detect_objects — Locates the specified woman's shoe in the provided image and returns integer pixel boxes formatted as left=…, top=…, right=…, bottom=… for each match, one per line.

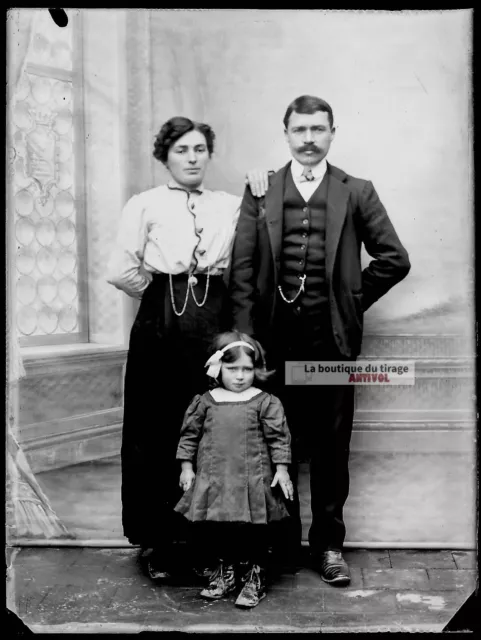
left=142, top=549, right=171, bottom=580
left=147, top=560, right=171, bottom=580
left=200, top=560, right=236, bottom=599
left=235, top=564, right=267, bottom=608
left=139, top=547, right=154, bottom=560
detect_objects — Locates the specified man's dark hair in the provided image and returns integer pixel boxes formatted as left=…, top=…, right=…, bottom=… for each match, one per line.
left=283, top=95, right=334, bottom=130
left=153, top=116, right=215, bottom=164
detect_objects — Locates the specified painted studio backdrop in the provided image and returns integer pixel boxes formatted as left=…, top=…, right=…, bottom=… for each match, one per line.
left=6, top=9, right=475, bottom=547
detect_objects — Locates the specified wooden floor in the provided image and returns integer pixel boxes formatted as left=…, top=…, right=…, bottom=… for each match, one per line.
left=7, top=547, right=477, bottom=633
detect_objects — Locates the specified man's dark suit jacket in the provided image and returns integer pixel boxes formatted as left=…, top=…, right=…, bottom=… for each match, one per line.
left=228, top=161, right=411, bottom=359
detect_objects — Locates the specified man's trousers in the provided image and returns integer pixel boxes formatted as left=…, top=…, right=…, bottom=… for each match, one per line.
left=265, top=299, right=356, bottom=558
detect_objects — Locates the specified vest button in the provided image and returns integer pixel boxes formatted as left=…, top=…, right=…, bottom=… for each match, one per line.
left=302, top=233, right=307, bottom=238
left=198, top=249, right=206, bottom=256
left=303, top=207, right=308, bottom=213
left=302, top=219, right=308, bottom=225
left=197, top=227, right=204, bottom=233
left=300, top=245, right=306, bottom=250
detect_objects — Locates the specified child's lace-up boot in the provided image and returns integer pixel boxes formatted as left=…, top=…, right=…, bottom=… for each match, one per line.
left=200, top=560, right=236, bottom=599
left=235, top=563, right=267, bottom=608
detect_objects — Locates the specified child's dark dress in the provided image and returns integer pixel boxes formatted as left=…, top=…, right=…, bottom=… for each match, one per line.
left=175, top=390, right=292, bottom=524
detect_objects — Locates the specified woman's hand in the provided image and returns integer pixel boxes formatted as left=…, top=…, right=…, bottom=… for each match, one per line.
left=271, top=464, right=294, bottom=501
left=245, top=170, right=271, bottom=198
left=179, top=463, right=196, bottom=492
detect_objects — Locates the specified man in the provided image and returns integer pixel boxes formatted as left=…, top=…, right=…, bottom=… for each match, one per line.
left=229, top=95, right=410, bottom=586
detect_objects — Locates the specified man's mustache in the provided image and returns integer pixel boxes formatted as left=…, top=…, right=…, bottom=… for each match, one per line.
left=297, top=145, right=321, bottom=153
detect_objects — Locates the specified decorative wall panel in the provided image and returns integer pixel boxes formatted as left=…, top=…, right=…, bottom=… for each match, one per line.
left=18, top=368, right=123, bottom=426
left=10, top=12, right=84, bottom=346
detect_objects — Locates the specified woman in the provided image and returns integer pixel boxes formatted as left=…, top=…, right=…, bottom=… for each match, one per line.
left=108, top=117, right=265, bottom=578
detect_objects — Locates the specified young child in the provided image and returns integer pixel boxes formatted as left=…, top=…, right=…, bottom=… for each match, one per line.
left=174, top=331, right=293, bottom=608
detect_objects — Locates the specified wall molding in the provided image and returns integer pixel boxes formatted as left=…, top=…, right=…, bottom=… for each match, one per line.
left=350, top=428, right=476, bottom=453
left=22, top=416, right=476, bottom=473
left=8, top=539, right=476, bottom=550
left=360, top=334, right=474, bottom=358
left=18, top=335, right=474, bottom=378
left=354, top=417, right=475, bottom=429
left=21, top=344, right=128, bottom=377
left=24, top=423, right=123, bottom=474
left=19, top=408, right=124, bottom=447
left=24, top=423, right=122, bottom=452
left=358, top=356, right=474, bottom=373
left=17, top=333, right=475, bottom=471
left=355, top=409, right=475, bottom=422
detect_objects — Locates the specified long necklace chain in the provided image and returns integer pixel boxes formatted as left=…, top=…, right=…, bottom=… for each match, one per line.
left=169, top=268, right=211, bottom=316
left=169, top=274, right=190, bottom=316
left=278, top=274, right=306, bottom=304
left=190, top=269, right=210, bottom=307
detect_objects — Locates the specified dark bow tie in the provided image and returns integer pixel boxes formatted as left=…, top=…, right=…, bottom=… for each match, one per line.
left=300, top=167, right=315, bottom=182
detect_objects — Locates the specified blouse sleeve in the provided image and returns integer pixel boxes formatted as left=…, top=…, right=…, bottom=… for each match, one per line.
left=259, top=394, right=292, bottom=465
left=176, top=395, right=207, bottom=461
left=218, top=193, right=241, bottom=272
left=106, top=194, right=153, bottom=299
left=229, top=197, right=241, bottom=243
left=231, top=195, right=241, bottom=226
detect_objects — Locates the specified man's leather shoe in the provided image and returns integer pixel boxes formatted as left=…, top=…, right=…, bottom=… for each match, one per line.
left=318, top=550, right=350, bottom=586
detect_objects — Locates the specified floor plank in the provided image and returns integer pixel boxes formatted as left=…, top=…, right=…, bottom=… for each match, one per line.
left=427, top=569, right=477, bottom=591
left=452, top=550, right=477, bottom=570
left=362, top=568, right=430, bottom=590
left=389, top=549, right=457, bottom=569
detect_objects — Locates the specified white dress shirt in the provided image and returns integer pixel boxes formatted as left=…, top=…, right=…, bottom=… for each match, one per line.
left=107, top=180, right=241, bottom=299
left=290, top=157, right=328, bottom=202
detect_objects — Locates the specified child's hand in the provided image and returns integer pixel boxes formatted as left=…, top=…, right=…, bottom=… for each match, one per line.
left=271, top=465, right=294, bottom=501
left=179, top=468, right=196, bottom=492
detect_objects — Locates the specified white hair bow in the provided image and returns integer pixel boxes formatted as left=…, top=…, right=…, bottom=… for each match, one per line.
left=205, top=341, right=255, bottom=379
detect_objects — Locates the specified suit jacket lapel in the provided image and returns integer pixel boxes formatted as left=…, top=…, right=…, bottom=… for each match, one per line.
left=325, top=163, right=350, bottom=283
left=264, top=163, right=290, bottom=275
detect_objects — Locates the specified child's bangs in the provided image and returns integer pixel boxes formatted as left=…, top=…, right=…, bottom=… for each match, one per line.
left=221, top=345, right=255, bottom=364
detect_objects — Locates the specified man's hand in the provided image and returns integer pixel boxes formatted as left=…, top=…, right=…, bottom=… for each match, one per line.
left=179, top=463, right=196, bottom=492
left=271, top=464, right=294, bottom=501
left=245, top=170, right=271, bottom=198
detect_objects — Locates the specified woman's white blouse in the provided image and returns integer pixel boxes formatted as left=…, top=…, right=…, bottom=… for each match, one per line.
left=107, top=182, right=241, bottom=298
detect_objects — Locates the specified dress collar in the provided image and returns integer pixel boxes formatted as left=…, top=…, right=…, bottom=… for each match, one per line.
left=167, top=178, right=204, bottom=194
left=291, top=156, right=327, bottom=181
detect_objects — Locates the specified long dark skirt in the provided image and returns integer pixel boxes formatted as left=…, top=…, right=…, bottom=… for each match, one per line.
left=121, top=273, right=230, bottom=548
